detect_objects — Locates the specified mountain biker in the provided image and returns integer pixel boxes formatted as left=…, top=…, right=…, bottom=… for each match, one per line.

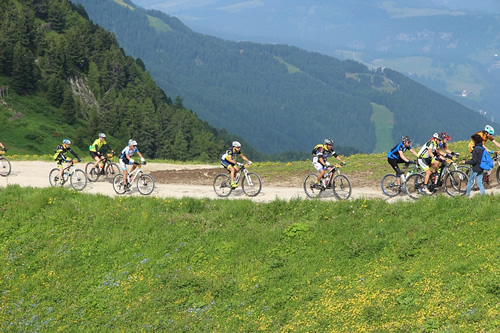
left=437, top=132, right=459, bottom=158
left=53, top=139, right=81, bottom=185
left=221, top=141, right=252, bottom=188
left=89, top=133, right=115, bottom=174
left=387, top=136, right=418, bottom=186
left=311, top=138, right=345, bottom=187
left=119, top=139, right=146, bottom=191
left=417, top=133, right=445, bottom=195
left=468, top=125, right=500, bottom=184
left=463, top=133, right=486, bottom=196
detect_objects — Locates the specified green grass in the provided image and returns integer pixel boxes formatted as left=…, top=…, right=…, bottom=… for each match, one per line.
left=370, top=102, right=394, bottom=153
left=0, top=186, right=498, bottom=331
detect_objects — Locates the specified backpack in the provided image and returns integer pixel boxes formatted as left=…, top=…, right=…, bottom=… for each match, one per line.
left=478, top=146, right=494, bottom=171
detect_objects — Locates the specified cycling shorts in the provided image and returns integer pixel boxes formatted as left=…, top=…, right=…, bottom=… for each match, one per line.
left=417, top=157, right=436, bottom=171
left=90, top=151, right=102, bottom=159
left=221, top=159, right=236, bottom=169
left=119, top=158, right=133, bottom=171
left=387, top=157, right=405, bottom=176
left=312, top=157, right=328, bottom=172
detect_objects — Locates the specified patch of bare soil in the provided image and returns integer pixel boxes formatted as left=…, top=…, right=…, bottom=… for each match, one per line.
left=150, top=168, right=381, bottom=189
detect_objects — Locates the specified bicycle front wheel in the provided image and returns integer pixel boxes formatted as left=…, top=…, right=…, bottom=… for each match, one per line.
left=49, top=168, right=62, bottom=187
left=213, top=174, right=232, bottom=197
left=85, top=162, right=100, bottom=182
left=303, top=173, right=323, bottom=198
left=112, top=174, right=126, bottom=194
left=332, top=174, right=352, bottom=200
left=381, top=173, right=400, bottom=197
left=137, top=174, right=155, bottom=195
left=105, top=162, right=121, bottom=182
left=242, top=172, right=262, bottom=197
left=70, top=169, right=87, bottom=191
left=444, top=170, right=468, bottom=197
left=406, top=173, right=425, bottom=200
left=0, top=157, right=11, bottom=176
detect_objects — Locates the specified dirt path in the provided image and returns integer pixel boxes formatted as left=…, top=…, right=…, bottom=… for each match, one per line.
left=0, top=161, right=496, bottom=202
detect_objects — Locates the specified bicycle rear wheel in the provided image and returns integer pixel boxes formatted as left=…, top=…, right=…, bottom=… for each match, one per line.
left=406, top=173, right=425, bottom=200
left=0, top=157, right=11, bottom=176
left=213, top=173, right=232, bottom=197
left=137, top=174, right=155, bottom=195
left=381, top=173, right=400, bottom=197
left=70, top=169, right=87, bottom=191
left=105, top=162, right=121, bottom=182
left=49, top=168, right=62, bottom=187
left=85, top=162, right=100, bottom=182
left=112, top=174, right=126, bottom=194
left=242, top=172, right=262, bottom=197
left=444, top=170, right=467, bottom=196
left=496, top=166, right=500, bottom=185
left=332, top=174, right=352, bottom=200
left=303, top=173, right=323, bottom=198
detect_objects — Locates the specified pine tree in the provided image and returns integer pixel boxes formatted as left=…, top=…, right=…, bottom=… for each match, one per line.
left=11, top=43, right=35, bottom=94
left=61, top=87, right=76, bottom=124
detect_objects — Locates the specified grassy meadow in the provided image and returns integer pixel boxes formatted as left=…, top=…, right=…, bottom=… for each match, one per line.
left=0, top=185, right=498, bottom=331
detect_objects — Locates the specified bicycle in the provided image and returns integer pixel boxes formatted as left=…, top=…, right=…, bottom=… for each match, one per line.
left=405, top=158, right=468, bottom=199
left=85, top=152, right=120, bottom=182
left=303, top=164, right=352, bottom=200
left=381, top=161, right=422, bottom=197
left=213, top=163, right=262, bottom=197
left=48, top=160, right=87, bottom=191
left=112, top=162, right=155, bottom=195
left=0, top=149, right=11, bottom=177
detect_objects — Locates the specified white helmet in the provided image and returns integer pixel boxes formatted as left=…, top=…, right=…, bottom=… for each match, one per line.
left=485, top=125, right=494, bottom=135
left=232, top=141, right=241, bottom=147
left=98, top=132, right=106, bottom=138
left=128, top=139, right=137, bottom=146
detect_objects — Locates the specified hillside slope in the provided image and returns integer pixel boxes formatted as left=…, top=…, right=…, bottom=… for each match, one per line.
left=0, top=0, right=245, bottom=161
left=72, top=0, right=498, bottom=154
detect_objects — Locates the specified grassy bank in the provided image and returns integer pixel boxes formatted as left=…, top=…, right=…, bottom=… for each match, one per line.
left=0, top=186, right=498, bottom=331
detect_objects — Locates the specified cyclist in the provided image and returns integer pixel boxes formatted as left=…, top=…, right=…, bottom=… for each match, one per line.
left=437, top=132, right=459, bottom=158
left=463, top=133, right=486, bottom=196
left=417, top=133, right=445, bottom=195
left=53, top=139, right=81, bottom=185
left=387, top=136, right=418, bottom=186
left=221, top=141, right=252, bottom=188
left=89, top=133, right=115, bottom=175
left=119, top=139, right=146, bottom=191
left=311, top=138, right=345, bottom=188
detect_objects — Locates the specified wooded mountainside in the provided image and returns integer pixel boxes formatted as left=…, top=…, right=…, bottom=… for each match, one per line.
left=72, top=0, right=498, bottom=154
left=0, top=0, right=269, bottom=161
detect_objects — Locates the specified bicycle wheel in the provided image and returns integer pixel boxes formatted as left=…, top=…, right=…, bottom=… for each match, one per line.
left=85, top=162, right=100, bottom=182
left=112, top=174, right=126, bottom=194
left=303, top=173, right=323, bottom=198
left=444, top=170, right=468, bottom=197
left=213, top=173, right=232, bottom=197
left=406, top=173, right=425, bottom=200
left=496, top=166, right=500, bottom=185
left=0, top=157, right=11, bottom=176
left=49, top=168, right=62, bottom=187
left=381, top=173, right=400, bottom=197
left=241, top=172, right=262, bottom=197
left=137, top=174, right=155, bottom=195
left=105, top=162, right=121, bottom=182
left=332, top=174, right=352, bottom=200
left=70, top=169, right=88, bottom=191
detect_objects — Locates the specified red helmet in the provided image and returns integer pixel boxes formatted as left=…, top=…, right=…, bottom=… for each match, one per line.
left=440, top=132, right=451, bottom=140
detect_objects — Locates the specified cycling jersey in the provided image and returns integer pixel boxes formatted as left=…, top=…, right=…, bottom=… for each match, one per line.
left=89, top=138, right=112, bottom=153
left=418, top=139, right=439, bottom=159
left=312, top=144, right=337, bottom=161
left=53, top=145, right=80, bottom=164
left=119, top=146, right=139, bottom=164
left=387, top=142, right=411, bottom=160
left=221, top=147, right=241, bottom=165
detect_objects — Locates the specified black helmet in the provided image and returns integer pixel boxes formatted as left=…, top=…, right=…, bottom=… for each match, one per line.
left=324, top=138, right=334, bottom=145
left=402, top=136, right=412, bottom=143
